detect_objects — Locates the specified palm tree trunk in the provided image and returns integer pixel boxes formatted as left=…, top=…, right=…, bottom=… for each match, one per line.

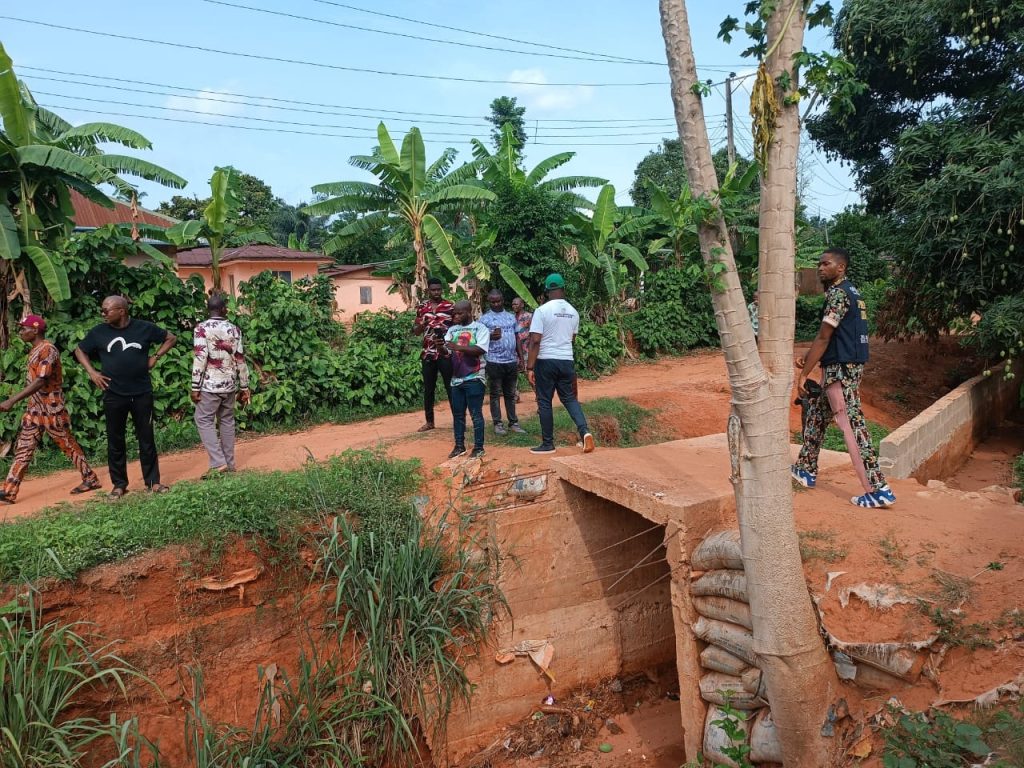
left=659, top=1, right=838, bottom=765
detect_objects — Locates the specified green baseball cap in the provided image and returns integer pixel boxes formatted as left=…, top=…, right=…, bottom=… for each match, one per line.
left=544, top=273, right=565, bottom=290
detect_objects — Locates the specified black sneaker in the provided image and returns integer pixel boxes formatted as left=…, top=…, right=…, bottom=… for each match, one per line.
left=529, top=444, right=556, bottom=454
left=470, top=447, right=486, bottom=458
left=448, top=446, right=467, bottom=459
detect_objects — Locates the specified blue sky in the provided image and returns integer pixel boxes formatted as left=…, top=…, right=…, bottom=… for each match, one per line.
left=3, top=1, right=859, bottom=218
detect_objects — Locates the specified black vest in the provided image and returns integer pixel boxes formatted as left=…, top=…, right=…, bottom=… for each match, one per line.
left=820, top=280, right=869, bottom=365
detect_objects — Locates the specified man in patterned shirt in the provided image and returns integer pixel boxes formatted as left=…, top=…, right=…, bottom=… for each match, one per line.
left=792, top=248, right=896, bottom=508
left=412, top=277, right=454, bottom=432
left=191, top=293, right=250, bottom=477
left=0, top=315, right=101, bottom=504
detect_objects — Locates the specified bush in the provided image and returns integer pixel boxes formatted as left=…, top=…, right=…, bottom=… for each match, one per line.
left=796, top=295, right=825, bottom=341
left=575, top=321, right=624, bottom=377
left=625, top=266, right=718, bottom=356
left=965, top=295, right=1024, bottom=379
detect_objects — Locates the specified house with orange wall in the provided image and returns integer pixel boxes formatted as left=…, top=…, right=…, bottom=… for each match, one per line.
left=323, top=262, right=408, bottom=322
left=176, top=244, right=333, bottom=296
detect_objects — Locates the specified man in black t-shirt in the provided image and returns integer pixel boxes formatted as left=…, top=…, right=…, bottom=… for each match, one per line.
left=74, top=295, right=177, bottom=497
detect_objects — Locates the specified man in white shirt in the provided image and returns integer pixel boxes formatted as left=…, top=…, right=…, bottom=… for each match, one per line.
left=525, top=274, right=594, bottom=455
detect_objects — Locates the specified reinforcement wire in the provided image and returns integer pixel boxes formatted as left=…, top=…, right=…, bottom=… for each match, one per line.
left=603, top=528, right=679, bottom=594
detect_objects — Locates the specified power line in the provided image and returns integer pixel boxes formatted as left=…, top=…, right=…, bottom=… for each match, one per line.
left=311, top=0, right=662, bottom=66
left=34, top=91, right=705, bottom=138
left=204, top=0, right=651, bottom=66
left=19, top=67, right=678, bottom=123
left=42, top=100, right=709, bottom=145
left=2, top=16, right=669, bottom=87
left=21, top=74, right=682, bottom=130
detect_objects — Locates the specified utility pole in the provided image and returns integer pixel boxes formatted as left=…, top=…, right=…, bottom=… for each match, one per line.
left=725, top=72, right=736, bottom=165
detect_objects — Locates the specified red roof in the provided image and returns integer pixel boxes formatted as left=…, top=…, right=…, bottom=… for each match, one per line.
left=176, top=244, right=333, bottom=267
left=69, top=190, right=178, bottom=229
left=322, top=261, right=392, bottom=277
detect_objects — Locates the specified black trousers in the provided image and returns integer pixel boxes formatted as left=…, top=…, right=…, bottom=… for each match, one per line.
left=486, top=361, right=519, bottom=425
left=422, top=356, right=453, bottom=424
left=103, top=390, right=160, bottom=490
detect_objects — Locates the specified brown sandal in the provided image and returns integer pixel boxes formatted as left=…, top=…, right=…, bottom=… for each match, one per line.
left=417, top=423, right=436, bottom=433
left=109, top=487, right=128, bottom=499
left=70, top=480, right=102, bottom=495
left=147, top=483, right=171, bottom=494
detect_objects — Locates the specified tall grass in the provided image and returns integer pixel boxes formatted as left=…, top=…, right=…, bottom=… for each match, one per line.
left=0, top=592, right=155, bottom=768
left=317, top=508, right=507, bottom=764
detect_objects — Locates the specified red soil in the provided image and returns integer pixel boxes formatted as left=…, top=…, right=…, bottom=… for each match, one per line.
left=5, top=337, right=1020, bottom=768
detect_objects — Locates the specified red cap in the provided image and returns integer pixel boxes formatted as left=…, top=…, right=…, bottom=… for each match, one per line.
left=19, top=315, right=46, bottom=332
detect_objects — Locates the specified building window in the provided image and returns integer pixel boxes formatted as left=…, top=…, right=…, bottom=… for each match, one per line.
left=359, top=286, right=373, bottom=305
left=229, top=275, right=236, bottom=296
left=270, top=270, right=292, bottom=284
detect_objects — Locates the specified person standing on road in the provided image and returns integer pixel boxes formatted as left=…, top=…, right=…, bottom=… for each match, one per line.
left=412, top=277, right=454, bottom=432
left=511, top=296, right=533, bottom=404
left=74, top=295, right=177, bottom=498
left=444, top=300, right=489, bottom=459
left=791, top=248, right=896, bottom=508
left=526, top=274, right=594, bottom=455
left=191, top=293, right=251, bottom=478
left=0, top=316, right=101, bottom=504
left=479, top=289, right=525, bottom=436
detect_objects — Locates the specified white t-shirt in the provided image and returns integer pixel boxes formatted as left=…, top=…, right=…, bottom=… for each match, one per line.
left=529, top=299, right=579, bottom=361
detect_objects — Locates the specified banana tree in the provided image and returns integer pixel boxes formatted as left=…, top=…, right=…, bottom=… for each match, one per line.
left=472, top=123, right=607, bottom=210
left=304, top=123, right=495, bottom=303
left=567, top=184, right=649, bottom=315
left=0, top=42, right=185, bottom=345
left=166, top=166, right=274, bottom=293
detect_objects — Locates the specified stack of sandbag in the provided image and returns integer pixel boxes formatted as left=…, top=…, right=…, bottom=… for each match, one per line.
left=691, top=530, right=782, bottom=767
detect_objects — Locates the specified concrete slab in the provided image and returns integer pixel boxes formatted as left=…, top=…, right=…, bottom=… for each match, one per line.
left=550, top=433, right=851, bottom=526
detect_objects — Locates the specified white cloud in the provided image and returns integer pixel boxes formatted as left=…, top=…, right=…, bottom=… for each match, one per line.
left=507, top=68, right=594, bottom=112
left=165, top=89, right=245, bottom=117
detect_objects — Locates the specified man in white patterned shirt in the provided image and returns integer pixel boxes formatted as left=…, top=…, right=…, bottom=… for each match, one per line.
left=191, top=293, right=250, bottom=477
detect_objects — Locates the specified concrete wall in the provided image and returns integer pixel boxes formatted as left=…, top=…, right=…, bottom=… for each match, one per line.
left=332, top=272, right=407, bottom=322
left=442, top=480, right=678, bottom=760
left=879, top=359, right=1023, bottom=481
left=178, top=261, right=324, bottom=295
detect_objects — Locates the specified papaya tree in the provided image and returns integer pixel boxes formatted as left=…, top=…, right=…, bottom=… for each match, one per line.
left=304, top=123, right=495, bottom=303
left=166, top=166, right=274, bottom=293
left=0, top=41, right=185, bottom=345
left=659, top=1, right=838, bottom=764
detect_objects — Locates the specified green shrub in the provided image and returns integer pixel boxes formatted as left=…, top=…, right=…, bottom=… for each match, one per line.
left=882, top=707, right=991, bottom=767
left=625, top=266, right=718, bottom=356
left=796, top=295, right=825, bottom=341
left=575, top=321, right=625, bottom=377
left=337, top=309, right=422, bottom=408
left=965, top=295, right=1024, bottom=379
left=1014, top=453, right=1024, bottom=491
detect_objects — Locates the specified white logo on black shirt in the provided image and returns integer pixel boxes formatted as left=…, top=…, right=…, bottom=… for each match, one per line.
left=107, top=337, right=143, bottom=353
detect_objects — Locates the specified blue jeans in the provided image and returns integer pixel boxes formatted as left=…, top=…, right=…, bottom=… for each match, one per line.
left=450, top=379, right=485, bottom=450
left=534, top=358, right=589, bottom=447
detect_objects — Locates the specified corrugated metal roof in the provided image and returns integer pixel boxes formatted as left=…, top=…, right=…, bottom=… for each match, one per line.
left=176, top=244, right=333, bottom=267
left=69, top=190, right=179, bottom=229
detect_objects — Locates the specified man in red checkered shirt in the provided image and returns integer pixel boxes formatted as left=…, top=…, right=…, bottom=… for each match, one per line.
left=412, top=277, right=455, bottom=431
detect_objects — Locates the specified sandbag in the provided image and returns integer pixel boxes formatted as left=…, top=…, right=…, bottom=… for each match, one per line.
left=692, top=529, right=744, bottom=571
left=691, top=570, right=748, bottom=603
left=694, top=616, right=757, bottom=667
left=703, top=705, right=751, bottom=768
left=700, top=645, right=752, bottom=677
left=699, top=672, right=765, bottom=710
left=741, top=666, right=767, bottom=698
left=750, top=708, right=784, bottom=764
left=693, top=595, right=752, bottom=629
left=850, top=662, right=911, bottom=691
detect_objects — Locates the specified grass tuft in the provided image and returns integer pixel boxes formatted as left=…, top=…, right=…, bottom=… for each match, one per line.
left=798, top=529, right=848, bottom=563
left=496, top=397, right=665, bottom=448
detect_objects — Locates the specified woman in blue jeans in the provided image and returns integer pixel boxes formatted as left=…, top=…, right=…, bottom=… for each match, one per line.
left=443, top=300, right=490, bottom=459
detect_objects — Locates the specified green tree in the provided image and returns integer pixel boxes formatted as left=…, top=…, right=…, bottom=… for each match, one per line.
left=324, top=212, right=393, bottom=265
left=486, top=96, right=527, bottom=152
left=157, top=172, right=279, bottom=232
left=304, top=123, right=495, bottom=303
left=0, top=42, right=185, bottom=346
left=807, top=0, right=1024, bottom=339
left=629, top=138, right=688, bottom=208
left=166, top=166, right=275, bottom=293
